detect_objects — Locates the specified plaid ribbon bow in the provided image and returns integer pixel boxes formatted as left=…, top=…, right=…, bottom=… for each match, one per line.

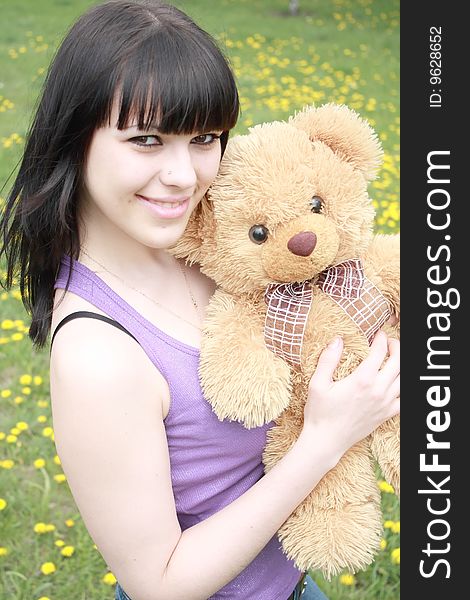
left=264, top=258, right=391, bottom=366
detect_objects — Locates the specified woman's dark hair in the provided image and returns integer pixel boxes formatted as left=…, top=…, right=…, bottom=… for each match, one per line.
left=0, top=0, right=239, bottom=349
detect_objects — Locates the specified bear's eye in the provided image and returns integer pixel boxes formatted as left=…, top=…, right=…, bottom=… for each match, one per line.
left=310, top=196, right=323, bottom=213
left=249, top=225, right=269, bottom=244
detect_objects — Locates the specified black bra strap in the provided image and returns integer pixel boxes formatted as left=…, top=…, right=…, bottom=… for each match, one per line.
left=50, top=310, right=140, bottom=354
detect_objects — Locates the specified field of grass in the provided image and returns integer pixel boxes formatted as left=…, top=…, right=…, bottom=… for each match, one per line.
left=0, top=1, right=400, bottom=599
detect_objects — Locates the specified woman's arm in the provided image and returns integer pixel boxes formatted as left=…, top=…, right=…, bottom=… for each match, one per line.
left=50, top=323, right=399, bottom=600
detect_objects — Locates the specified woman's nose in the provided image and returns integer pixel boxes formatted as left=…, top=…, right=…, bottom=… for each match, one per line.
left=159, top=150, right=197, bottom=190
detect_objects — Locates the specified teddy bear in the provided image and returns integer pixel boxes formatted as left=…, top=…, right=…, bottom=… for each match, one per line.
left=171, top=103, right=400, bottom=579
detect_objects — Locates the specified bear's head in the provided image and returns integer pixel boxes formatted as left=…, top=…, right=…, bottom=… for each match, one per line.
left=171, top=103, right=383, bottom=296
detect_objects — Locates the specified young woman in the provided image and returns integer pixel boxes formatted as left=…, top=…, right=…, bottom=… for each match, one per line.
left=0, top=2, right=400, bottom=599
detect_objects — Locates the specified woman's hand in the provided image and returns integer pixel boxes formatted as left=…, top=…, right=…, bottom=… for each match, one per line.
left=302, top=330, right=400, bottom=457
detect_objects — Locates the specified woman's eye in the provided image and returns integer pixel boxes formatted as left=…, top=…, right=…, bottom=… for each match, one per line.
left=309, top=196, right=323, bottom=213
left=192, top=133, right=221, bottom=145
left=130, top=135, right=161, bottom=147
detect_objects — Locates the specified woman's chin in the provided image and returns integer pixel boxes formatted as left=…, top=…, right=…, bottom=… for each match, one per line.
left=144, top=224, right=191, bottom=251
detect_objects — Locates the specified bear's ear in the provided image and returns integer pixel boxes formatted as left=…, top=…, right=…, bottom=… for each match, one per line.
left=168, top=193, right=216, bottom=264
left=289, top=103, right=383, bottom=181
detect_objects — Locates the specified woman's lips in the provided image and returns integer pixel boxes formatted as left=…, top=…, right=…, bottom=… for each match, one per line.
left=136, top=194, right=191, bottom=219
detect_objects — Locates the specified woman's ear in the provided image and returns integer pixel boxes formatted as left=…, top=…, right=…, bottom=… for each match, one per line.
left=168, top=193, right=216, bottom=264
left=289, top=103, right=383, bottom=181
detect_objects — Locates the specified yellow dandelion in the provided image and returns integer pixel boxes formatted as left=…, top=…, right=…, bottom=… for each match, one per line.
left=6, top=434, right=17, bottom=443
left=54, top=474, right=66, bottom=483
left=34, top=458, right=46, bottom=469
left=380, top=538, right=387, bottom=550
left=391, top=547, right=400, bottom=564
left=0, top=547, right=9, bottom=556
left=379, top=480, right=395, bottom=493
left=0, top=498, right=7, bottom=510
left=55, top=539, right=65, bottom=547
left=61, top=545, right=75, bottom=557
left=22, top=386, right=32, bottom=395
left=34, top=522, right=48, bottom=534
left=102, top=572, right=117, bottom=585
left=1, top=319, right=14, bottom=329
left=10, top=427, right=21, bottom=436
left=391, top=521, right=400, bottom=534
left=384, top=520, right=394, bottom=529
left=54, top=454, right=61, bottom=465
left=11, top=333, right=24, bottom=341
left=38, top=597, right=51, bottom=600
left=1, top=459, right=14, bottom=469
left=34, top=376, right=43, bottom=385
left=34, top=523, right=55, bottom=534
left=40, top=561, right=56, bottom=575
left=339, top=574, right=356, bottom=586
left=1, top=389, right=12, bottom=398
left=19, top=374, right=32, bottom=385
left=37, top=400, right=49, bottom=408
left=65, top=518, right=75, bottom=527
left=0, top=432, right=5, bottom=440
left=14, top=397, right=24, bottom=405
left=37, top=415, right=47, bottom=423
left=16, top=421, right=28, bottom=431
left=42, top=427, right=54, bottom=438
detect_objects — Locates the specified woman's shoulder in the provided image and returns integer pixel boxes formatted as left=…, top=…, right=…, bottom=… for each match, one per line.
left=51, top=286, right=145, bottom=376
left=50, top=288, right=171, bottom=416
left=51, top=287, right=110, bottom=331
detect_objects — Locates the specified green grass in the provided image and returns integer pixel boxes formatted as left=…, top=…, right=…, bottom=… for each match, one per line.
left=1, top=1, right=400, bottom=598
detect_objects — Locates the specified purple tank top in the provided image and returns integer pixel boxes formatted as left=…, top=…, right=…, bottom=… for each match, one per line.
left=54, top=255, right=301, bottom=599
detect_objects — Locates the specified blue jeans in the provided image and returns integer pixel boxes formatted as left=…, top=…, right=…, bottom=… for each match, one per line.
left=115, top=584, right=131, bottom=600
left=115, top=575, right=329, bottom=600
left=294, top=574, right=329, bottom=600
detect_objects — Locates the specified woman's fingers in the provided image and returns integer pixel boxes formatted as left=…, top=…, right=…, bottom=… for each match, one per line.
left=388, top=336, right=400, bottom=357
left=354, top=330, right=389, bottom=376
left=377, top=337, right=400, bottom=383
left=309, top=337, right=344, bottom=388
left=386, top=375, right=400, bottom=403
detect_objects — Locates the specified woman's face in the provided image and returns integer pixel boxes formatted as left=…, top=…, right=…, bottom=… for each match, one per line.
left=80, top=100, right=223, bottom=250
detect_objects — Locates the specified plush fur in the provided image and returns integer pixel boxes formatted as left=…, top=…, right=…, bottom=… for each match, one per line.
left=171, top=103, right=400, bottom=579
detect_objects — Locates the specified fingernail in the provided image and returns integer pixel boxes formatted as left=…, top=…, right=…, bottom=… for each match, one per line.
left=328, top=336, right=341, bottom=348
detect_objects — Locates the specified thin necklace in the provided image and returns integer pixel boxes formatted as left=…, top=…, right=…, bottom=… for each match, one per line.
left=79, top=248, right=202, bottom=331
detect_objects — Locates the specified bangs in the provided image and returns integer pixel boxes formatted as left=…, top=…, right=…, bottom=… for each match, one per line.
left=112, top=27, right=239, bottom=134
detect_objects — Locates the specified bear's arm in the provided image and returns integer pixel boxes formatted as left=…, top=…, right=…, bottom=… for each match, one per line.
left=363, top=233, right=400, bottom=495
left=363, top=233, right=400, bottom=322
left=199, top=289, right=293, bottom=428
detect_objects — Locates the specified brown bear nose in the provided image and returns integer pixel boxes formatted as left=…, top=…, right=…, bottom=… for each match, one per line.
left=287, top=231, right=317, bottom=256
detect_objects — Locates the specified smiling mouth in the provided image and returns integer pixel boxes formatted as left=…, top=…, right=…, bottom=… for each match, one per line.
left=136, top=195, right=190, bottom=208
